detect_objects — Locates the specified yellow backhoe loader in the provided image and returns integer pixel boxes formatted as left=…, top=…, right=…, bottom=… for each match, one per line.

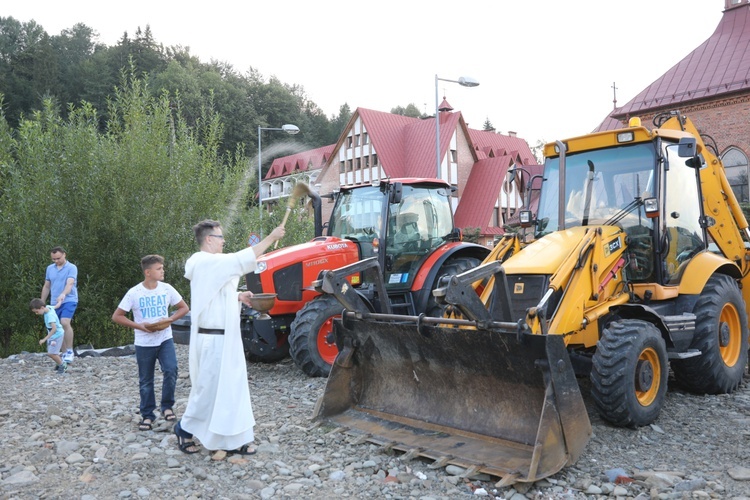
left=312, top=112, right=750, bottom=484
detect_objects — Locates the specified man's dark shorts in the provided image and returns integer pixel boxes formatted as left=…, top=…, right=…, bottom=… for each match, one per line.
left=56, top=302, right=78, bottom=320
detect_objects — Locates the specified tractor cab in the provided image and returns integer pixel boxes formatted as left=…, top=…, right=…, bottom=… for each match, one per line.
left=327, top=179, right=457, bottom=291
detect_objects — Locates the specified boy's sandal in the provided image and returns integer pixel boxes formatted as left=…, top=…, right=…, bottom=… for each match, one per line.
left=163, top=409, right=177, bottom=422
left=226, top=444, right=256, bottom=456
left=138, top=419, right=153, bottom=431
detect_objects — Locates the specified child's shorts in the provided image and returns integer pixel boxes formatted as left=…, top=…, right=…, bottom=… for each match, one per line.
left=47, top=337, right=62, bottom=354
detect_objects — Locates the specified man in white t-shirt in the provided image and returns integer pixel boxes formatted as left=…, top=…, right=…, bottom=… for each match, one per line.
left=112, top=255, right=189, bottom=431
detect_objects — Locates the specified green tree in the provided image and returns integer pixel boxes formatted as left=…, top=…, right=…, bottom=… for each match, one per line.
left=483, top=117, right=495, bottom=131
left=391, top=103, right=423, bottom=118
left=0, top=17, right=343, bottom=158
left=330, top=103, right=352, bottom=138
left=51, top=23, right=102, bottom=109
left=0, top=18, right=59, bottom=126
left=461, top=227, right=482, bottom=243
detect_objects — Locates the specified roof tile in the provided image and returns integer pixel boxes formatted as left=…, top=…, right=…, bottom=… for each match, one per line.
left=598, top=4, right=750, bottom=129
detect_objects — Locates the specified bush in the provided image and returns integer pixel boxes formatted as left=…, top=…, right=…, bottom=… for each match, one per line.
left=0, top=70, right=312, bottom=357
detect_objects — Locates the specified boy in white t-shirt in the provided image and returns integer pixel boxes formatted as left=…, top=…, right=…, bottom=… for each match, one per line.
left=112, top=255, right=189, bottom=431
left=30, top=298, right=67, bottom=373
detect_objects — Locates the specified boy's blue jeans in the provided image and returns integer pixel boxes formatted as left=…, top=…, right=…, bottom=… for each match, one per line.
left=135, top=338, right=177, bottom=422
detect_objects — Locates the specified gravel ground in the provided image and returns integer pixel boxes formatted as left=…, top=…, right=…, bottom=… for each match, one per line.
left=1, top=343, right=750, bottom=499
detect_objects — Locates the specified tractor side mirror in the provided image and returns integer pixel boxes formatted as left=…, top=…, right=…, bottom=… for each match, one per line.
left=677, top=137, right=697, bottom=158
left=390, top=182, right=403, bottom=204
left=507, top=168, right=517, bottom=183
left=519, top=210, right=534, bottom=228
left=447, top=227, right=462, bottom=242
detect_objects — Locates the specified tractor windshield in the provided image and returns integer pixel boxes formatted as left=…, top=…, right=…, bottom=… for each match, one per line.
left=536, top=142, right=657, bottom=239
left=328, top=185, right=386, bottom=260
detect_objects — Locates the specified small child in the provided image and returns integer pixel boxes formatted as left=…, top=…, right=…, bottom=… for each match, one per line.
left=112, top=255, right=189, bottom=431
left=30, top=298, right=67, bottom=373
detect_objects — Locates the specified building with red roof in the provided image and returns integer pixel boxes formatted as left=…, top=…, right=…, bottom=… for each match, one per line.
left=596, top=0, right=750, bottom=202
left=260, top=144, right=334, bottom=203
left=264, top=101, right=538, bottom=247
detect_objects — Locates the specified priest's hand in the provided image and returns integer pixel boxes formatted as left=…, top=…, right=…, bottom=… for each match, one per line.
left=270, top=226, right=285, bottom=241
left=239, top=291, right=254, bottom=307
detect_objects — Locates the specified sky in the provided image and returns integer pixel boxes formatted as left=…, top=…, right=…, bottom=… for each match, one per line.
left=6, top=0, right=725, bottom=148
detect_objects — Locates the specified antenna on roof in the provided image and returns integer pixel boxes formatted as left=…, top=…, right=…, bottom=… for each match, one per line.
left=612, top=81, right=618, bottom=110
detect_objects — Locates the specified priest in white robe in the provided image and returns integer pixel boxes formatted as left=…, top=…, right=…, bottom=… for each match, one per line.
left=175, top=219, right=284, bottom=454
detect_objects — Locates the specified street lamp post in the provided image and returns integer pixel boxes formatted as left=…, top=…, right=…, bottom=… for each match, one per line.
left=258, top=123, right=300, bottom=237
left=435, top=75, right=479, bottom=179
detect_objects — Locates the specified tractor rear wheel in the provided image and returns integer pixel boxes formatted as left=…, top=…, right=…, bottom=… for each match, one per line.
left=425, top=256, right=483, bottom=317
left=672, top=274, right=748, bottom=394
left=289, top=295, right=343, bottom=377
left=591, top=319, right=668, bottom=427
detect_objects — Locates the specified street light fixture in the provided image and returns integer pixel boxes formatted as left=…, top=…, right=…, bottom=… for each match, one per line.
left=435, top=75, right=479, bottom=179
left=258, top=124, right=300, bottom=237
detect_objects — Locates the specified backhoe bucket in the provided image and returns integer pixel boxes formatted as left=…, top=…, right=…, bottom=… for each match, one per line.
left=314, top=315, right=592, bottom=483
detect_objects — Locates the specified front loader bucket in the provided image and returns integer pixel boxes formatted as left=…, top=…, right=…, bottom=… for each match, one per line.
left=314, top=315, right=592, bottom=483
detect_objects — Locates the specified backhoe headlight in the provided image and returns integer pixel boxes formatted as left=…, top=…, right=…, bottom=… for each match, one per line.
left=617, top=131, right=634, bottom=143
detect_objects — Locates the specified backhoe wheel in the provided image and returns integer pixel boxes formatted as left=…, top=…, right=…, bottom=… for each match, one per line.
left=289, top=295, right=342, bottom=377
left=672, top=274, right=748, bottom=394
left=591, top=320, right=668, bottom=427
left=425, top=256, right=483, bottom=317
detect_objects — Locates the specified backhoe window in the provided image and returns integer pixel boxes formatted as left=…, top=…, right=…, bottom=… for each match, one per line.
left=663, top=142, right=705, bottom=285
left=536, top=143, right=657, bottom=237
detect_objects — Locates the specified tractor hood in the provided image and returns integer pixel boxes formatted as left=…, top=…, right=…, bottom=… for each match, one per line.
left=256, top=236, right=359, bottom=273
left=247, top=236, right=361, bottom=315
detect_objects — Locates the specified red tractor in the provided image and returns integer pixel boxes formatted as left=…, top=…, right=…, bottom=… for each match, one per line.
left=173, top=178, right=489, bottom=377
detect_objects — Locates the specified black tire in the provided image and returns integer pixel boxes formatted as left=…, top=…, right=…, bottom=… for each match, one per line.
left=289, top=295, right=343, bottom=377
left=672, top=274, right=748, bottom=394
left=591, top=319, right=668, bottom=427
left=425, top=256, right=483, bottom=317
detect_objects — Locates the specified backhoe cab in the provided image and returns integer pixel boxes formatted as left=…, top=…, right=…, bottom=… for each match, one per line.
left=314, top=112, right=750, bottom=484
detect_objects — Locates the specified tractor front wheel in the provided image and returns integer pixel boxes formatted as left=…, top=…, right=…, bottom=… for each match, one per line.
left=591, top=319, right=668, bottom=427
left=425, top=256, right=483, bottom=317
left=289, top=295, right=343, bottom=377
